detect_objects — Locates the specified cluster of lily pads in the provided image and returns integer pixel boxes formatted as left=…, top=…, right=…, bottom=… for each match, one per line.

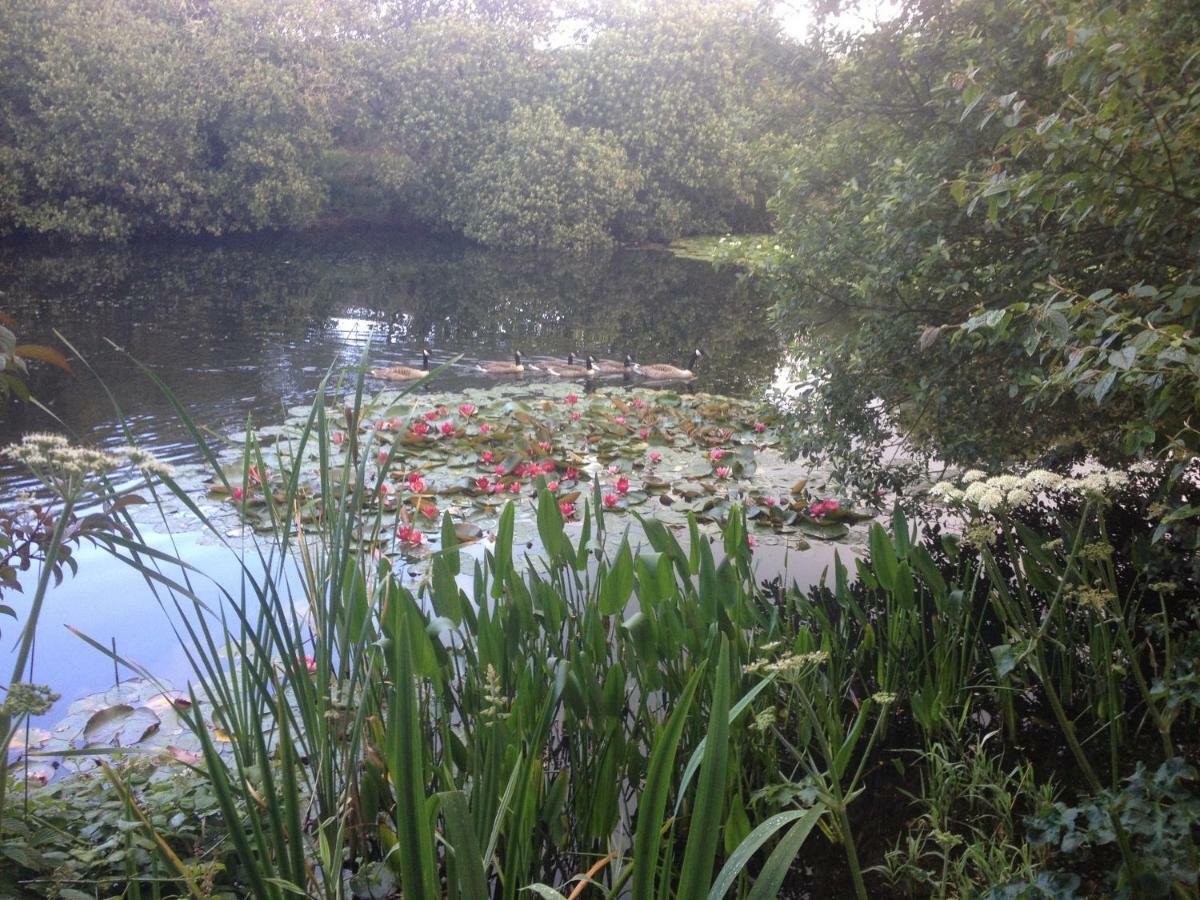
left=214, top=382, right=868, bottom=557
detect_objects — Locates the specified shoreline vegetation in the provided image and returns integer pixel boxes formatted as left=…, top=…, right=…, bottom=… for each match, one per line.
left=2, top=0, right=1199, bottom=897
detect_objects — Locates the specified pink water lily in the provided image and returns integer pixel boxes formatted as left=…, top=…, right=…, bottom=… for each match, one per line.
left=571, top=410, right=581, bottom=421
left=440, top=422, right=454, bottom=436
left=710, top=448, right=725, bottom=461
left=649, top=451, right=661, bottom=463
left=633, top=397, right=647, bottom=409
left=538, top=440, right=552, bottom=452
left=547, top=480, right=559, bottom=493
left=424, top=411, right=438, bottom=421
left=639, top=428, right=650, bottom=440
left=411, top=422, right=430, bottom=436
left=807, top=498, right=841, bottom=517
left=420, top=503, right=438, bottom=519
left=333, top=431, right=345, bottom=444
left=565, top=394, right=579, bottom=405
left=459, top=403, right=476, bottom=418
left=407, top=474, right=427, bottom=493
left=480, top=423, right=491, bottom=434
left=476, top=477, right=490, bottom=491
left=716, top=466, right=731, bottom=479
left=565, top=466, right=579, bottom=480
left=379, top=450, right=389, bottom=465
left=616, top=476, right=630, bottom=495
left=615, top=416, right=627, bottom=425
left=494, top=464, right=506, bottom=477
left=559, top=501, right=576, bottom=518
left=397, top=526, right=423, bottom=545
left=302, top=655, right=318, bottom=675
left=232, top=486, right=244, bottom=500
left=481, top=450, right=494, bottom=464
left=604, top=493, right=619, bottom=508
left=508, top=481, right=520, bottom=493
left=754, top=422, right=766, bottom=433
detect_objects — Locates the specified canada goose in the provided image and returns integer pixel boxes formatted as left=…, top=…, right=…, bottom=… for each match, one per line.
left=371, top=349, right=430, bottom=381
left=545, top=354, right=596, bottom=378
left=475, top=351, right=526, bottom=375
left=638, top=349, right=702, bottom=380
left=595, top=353, right=637, bottom=375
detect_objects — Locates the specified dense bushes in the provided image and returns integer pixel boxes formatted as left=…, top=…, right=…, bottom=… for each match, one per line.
left=0, top=0, right=783, bottom=248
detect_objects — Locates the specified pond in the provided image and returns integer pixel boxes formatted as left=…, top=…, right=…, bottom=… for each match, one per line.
left=1, top=230, right=844, bottom=724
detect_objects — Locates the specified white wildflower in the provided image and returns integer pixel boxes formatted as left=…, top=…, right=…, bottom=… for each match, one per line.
left=1023, top=469, right=1064, bottom=490
left=975, top=487, right=1005, bottom=513
left=1005, top=487, right=1034, bottom=508
left=930, top=481, right=965, bottom=502
left=987, top=475, right=1023, bottom=493
left=962, top=469, right=987, bottom=483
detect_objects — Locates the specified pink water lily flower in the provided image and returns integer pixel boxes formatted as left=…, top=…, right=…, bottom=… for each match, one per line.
left=547, top=480, right=560, bottom=492
left=411, top=422, right=430, bottom=436
left=538, top=440, right=552, bottom=452
left=332, top=431, right=345, bottom=445
left=716, top=467, right=731, bottom=479
left=424, top=411, right=438, bottom=421
left=603, top=493, right=619, bottom=508
left=565, top=394, right=579, bottom=405
left=397, top=526, right=423, bottom=545
left=480, top=423, right=491, bottom=434
left=494, top=464, right=506, bottom=477
left=459, top=404, right=476, bottom=417
left=710, top=448, right=725, bottom=461
left=615, top=416, right=627, bottom=425
left=232, top=486, right=244, bottom=500
left=571, top=410, right=581, bottom=421
left=302, top=655, right=318, bottom=675
left=476, top=477, right=490, bottom=491
left=440, top=422, right=454, bottom=436
left=754, top=422, right=766, bottom=433
left=565, top=466, right=579, bottom=480
left=559, top=501, right=576, bottom=518
left=639, top=428, right=650, bottom=439
left=807, top=498, right=841, bottom=517
left=481, top=451, right=494, bottom=464
left=616, top=476, right=630, bottom=496
left=608, top=465, right=619, bottom=475
left=379, top=450, right=389, bottom=465
left=633, top=397, right=647, bottom=409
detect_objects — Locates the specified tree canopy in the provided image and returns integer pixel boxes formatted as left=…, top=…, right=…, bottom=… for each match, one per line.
left=0, top=0, right=787, bottom=247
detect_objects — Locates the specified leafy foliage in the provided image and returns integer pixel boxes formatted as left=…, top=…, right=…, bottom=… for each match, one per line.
left=741, top=0, right=1200, bottom=483
left=0, top=0, right=784, bottom=247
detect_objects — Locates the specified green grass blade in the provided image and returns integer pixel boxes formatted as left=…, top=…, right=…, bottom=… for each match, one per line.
left=744, top=806, right=826, bottom=900
left=708, top=805, right=825, bottom=900
left=631, top=664, right=706, bottom=900
left=676, top=638, right=732, bottom=900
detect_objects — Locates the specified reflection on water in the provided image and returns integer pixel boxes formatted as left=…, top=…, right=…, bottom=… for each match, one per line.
left=0, top=230, right=784, bottom=721
left=0, top=230, right=778, bottom=491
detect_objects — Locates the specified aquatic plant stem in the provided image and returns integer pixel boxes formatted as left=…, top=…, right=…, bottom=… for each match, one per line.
left=0, top=490, right=77, bottom=827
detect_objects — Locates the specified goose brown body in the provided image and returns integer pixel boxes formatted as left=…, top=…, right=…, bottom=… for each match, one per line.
left=638, top=348, right=702, bottom=380
left=370, top=349, right=430, bottom=381
left=476, top=351, right=526, bottom=375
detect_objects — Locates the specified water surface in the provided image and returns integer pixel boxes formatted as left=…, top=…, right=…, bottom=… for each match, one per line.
left=0, top=231, right=786, bottom=721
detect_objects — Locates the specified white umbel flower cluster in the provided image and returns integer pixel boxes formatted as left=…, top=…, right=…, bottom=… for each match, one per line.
left=929, top=467, right=1130, bottom=513
left=4, top=433, right=175, bottom=483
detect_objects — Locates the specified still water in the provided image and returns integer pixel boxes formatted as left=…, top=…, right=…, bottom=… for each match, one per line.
left=1, top=230, right=796, bottom=720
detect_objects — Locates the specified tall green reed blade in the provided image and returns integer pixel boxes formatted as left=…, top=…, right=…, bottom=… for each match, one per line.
left=676, top=637, right=733, bottom=900
left=708, top=805, right=825, bottom=900
left=440, top=790, right=489, bottom=900
left=631, top=663, right=706, bottom=900
left=387, top=598, right=439, bottom=900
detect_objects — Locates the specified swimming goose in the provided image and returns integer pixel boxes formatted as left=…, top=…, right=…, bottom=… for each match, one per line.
left=545, top=354, right=596, bottom=378
left=370, top=349, right=430, bottom=381
left=638, top=349, right=702, bottom=380
left=475, top=351, right=526, bottom=375
left=595, top=353, right=637, bottom=375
